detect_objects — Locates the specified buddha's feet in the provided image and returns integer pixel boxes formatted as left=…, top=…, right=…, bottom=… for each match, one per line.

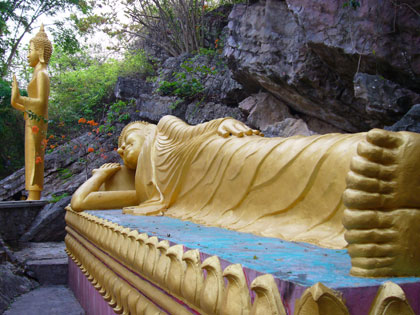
left=27, top=190, right=41, bottom=200
left=343, top=129, right=420, bottom=277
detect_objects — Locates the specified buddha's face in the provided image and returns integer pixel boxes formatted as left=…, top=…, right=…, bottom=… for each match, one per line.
left=27, top=42, right=39, bottom=67
left=118, top=130, right=145, bottom=169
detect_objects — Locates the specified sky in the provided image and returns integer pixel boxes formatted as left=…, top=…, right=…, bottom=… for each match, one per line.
left=12, top=0, right=130, bottom=82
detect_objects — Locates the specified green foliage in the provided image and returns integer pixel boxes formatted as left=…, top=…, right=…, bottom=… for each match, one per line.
left=157, top=50, right=219, bottom=108
left=122, top=0, right=207, bottom=56
left=58, top=168, right=73, bottom=180
left=50, top=60, right=118, bottom=120
left=216, top=0, right=247, bottom=4
left=71, top=12, right=110, bottom=34
left=25, top=110, right=48, bottom=123
left=119, top=50, right=154, bottom=77
left=158, top=76, right=204, bottom=100
left=180, top=58, right=218, bottom=76
left=343, top=0, right=361, bottom=10
left=99, top=100, right=133, bottom=133
left=0, top=78, right=25, bottom=179
left=196, top=47, right=218, bottom=57
left=71, top=0, right=237, bottom=57
left=49, top=45, right=94, bottom=76
left=51, top=24, right=81, bottom=55
left=50, top=192, right=70, bottom=203
left=48, top=49, right=153, bottom=137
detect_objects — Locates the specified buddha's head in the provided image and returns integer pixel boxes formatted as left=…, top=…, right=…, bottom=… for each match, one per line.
left=118, top=121, right=154, bottom=169
left=28, top=24, right=53, bottom=67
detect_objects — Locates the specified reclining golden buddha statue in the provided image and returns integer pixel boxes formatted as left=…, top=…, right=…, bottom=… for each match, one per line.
left=71, top=115, right=420, bottom=277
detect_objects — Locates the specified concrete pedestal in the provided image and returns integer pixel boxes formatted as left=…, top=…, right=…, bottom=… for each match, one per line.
left=69, top=258, right=116, bottom=315
left=66, top=209, right=420, bottom=314
left=0, top=201, right=47, bottom=241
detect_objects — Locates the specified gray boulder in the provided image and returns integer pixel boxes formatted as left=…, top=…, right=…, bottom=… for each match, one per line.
left=134, top=94, right=188, bottom=123
left=186, top=102, right=245, bottom=125
left=224, top=0, right=420, bottom=132
left=114, top=76, right=153, bottom=100
left=157, top=53, right=247, bottom=106
left=20, top=196, right=72, bottom=242
left=287, top=0, right=419, bottom=90
left=239, top=92, right=293, bottom=130
left=386, top=104, right=420, bottom=133
left=354, top=73, right=420, bottom=125
left=0, top=262, right=37, bottom=313
left=262, top=118, right=315, bottom=138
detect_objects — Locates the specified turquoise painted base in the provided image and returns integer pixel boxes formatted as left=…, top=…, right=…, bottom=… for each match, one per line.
left=87, top=210, right=420, bottom=314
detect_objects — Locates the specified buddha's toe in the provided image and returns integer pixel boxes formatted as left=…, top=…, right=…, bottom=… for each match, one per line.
left=347, top=242, right=400, bottom=277
left=366, top=128, right=403, bottom=148
left=343, top=209, right=386, bottom=229
left=350, top=266, right=395, bottom=277
left=346, top=171, right=396, bottom=194
left=348, top=242, right=398, bottom=258
left=357, top=140, right=398, bottom=165
left=344, top=228, right=397, bottom=244
left=343, top=188, right=384, bottom=209
left=350, top=256, right=396, bottom=270
left=349, top=156, right=396, bottom=181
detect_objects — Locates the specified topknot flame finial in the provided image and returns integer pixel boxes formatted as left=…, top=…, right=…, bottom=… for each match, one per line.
left=30, top=23, right=52, bottom=64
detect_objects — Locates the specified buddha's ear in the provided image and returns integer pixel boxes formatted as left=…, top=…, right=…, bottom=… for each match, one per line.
left=37, top=46, right=45, bottom=64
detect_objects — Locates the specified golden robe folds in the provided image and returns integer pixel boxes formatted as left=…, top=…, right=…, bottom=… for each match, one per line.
left=129, top=116, right=364, bottom=249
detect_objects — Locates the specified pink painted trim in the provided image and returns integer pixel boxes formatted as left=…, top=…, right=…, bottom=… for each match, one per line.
left=68, top=229, right=199, bottom=314
left=341, top=282, right=420, bottom=315
left=68, top=257, right=117, bottom=315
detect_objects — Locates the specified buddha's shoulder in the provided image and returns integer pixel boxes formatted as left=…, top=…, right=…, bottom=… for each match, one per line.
left=157, top=115, right=185, bottom=132
left=158, top=115, right=180, bottom=125
left=30, top=70, right=49, bottom=84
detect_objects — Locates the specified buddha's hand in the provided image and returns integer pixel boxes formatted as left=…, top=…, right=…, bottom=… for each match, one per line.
left=11, top=75, right=21, bottom=108
left=217, top=118, right=262, bottom=138
left=92, top=163, right=121, bottom=177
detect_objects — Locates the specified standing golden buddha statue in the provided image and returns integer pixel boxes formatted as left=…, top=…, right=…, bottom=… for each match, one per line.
left=11, top=24, right=52, bottom=200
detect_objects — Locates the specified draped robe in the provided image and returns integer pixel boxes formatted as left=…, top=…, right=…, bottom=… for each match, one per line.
left=128, top=116, right=365, bottom=249
left=24, top=76, right=48, bottom=191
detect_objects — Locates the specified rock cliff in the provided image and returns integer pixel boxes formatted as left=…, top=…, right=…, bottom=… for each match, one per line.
left=225, top=0, right=420, bottom=132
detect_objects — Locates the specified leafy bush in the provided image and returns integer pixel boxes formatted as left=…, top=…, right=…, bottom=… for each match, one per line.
left=50, top=60, right=117, bottom=121
left=157, top=50, right=218, bottom=107
left=57, top=168, right=73, bottom=180
left=50, top=192, right=70, bottom=203
left=48, top=49, right=153, bottom=137
left=343, top=0, right=361, bottom=9
left=121, top=0, right=247, bottom=56
left=158, top=75, right=204, bottom=100
left=124, top=0, right=206, bottom=56
left=99, top=99, right=133, bottom=133
left=49, top=45, right=94, bottom=76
